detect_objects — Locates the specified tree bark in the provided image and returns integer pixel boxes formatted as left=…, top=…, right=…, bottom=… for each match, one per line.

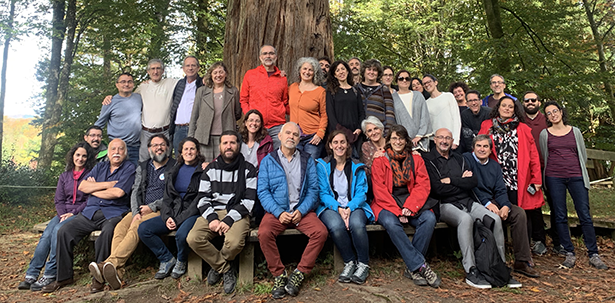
left=481, top=0, right=510, bottom=73
left=0, top=0, right=16, bottom=164
left=224, top=0, right=334, bottom=88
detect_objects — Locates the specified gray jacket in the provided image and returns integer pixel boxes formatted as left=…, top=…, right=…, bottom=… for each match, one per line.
left=392, top=90, right=432, bottom=152
left=539, top=126, right=589, bottom=190
left=188, top=85, right=241, bottom=145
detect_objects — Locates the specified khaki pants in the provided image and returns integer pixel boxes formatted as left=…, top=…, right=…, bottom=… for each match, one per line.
left=105, top=211, right=160, bottom=278
left=186, top=210, right=250, bottom=274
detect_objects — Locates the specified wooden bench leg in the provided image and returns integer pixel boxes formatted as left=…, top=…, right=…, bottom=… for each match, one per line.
left=238, top=242, right=254, bottom=286
left=333, top=245, right=343, bottom=273
left=187, top=250, right=202, bottom=281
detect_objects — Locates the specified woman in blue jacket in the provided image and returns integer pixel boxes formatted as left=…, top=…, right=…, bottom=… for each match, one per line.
left=316, top=130, right=372, bottom=284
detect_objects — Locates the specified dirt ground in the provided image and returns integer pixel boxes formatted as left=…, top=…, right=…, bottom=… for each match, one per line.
left=2, top=231, right=615, bottom=303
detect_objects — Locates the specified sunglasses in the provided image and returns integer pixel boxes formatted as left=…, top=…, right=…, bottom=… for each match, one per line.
left=397, top=77, right=411, bottom=82
left=524, top=98, right=538, bottom=103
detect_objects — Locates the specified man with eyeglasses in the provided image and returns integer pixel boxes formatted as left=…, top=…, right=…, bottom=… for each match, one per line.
left=460, top=90, right=491, bottom=153
left=83, top=126, right=108, bottom=163
left=482, top=74, right=517, bottom=108
left=422, top=75, right=461, bottom=151
left=95, top=73, right=142, bottom=166
left=240, top=45, right=289, bottom=150
left=169, top=56, right=203, bottom=156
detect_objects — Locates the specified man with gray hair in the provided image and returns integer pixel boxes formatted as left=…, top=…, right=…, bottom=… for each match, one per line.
left=481, top=74, right=517, bottom=108
left=348, top=57, right=362, bottom=85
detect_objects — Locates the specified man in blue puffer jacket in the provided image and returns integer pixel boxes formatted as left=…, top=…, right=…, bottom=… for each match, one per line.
left=257, top=122, right=328, bottom=299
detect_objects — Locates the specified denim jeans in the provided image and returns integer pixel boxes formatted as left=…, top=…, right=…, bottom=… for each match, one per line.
left=297, top=133, right=323, bottom=160
left=377, top=209, right=432, bottom=272
left=173, top=125, right=189, bottom=157
left=138, top=215, right=198, bottom=263
left=25, top=215, right=76, bottom=279
left=546, top=176, right=598, bottom=256
left=126, top=144, right=140, bottom=167
left=319, top=209, right=369, bottom=264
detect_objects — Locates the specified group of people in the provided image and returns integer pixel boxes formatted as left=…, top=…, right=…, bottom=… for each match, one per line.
left=18, top=45, right=608, bottom=298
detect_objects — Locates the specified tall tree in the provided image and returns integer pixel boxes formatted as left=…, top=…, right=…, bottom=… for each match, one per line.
left=0, top=0, right=16, bottom=164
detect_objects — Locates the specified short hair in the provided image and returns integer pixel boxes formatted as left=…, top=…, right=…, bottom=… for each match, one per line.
left=205, top=61, right=233, bottom=88
left=85, top=125, right=102, bottom=136
left=385, top=124, right=413, bottom=154
left=147, top=59, right=165, bottom=71
left=395, top=69, right=411, bottom=82
left=65, top=142, right=96, bottom=172
left=489, top=96, right=526, bottom=123
left=361, top=59, right=383, bottom=82
left=177, top=137, right=205, bottom=164
left=147, top=133, right=170, bottom=147
left=448, top=82, right=469, bottom=94
left=466, top=89, right=481, bottom=99
left=423, top=74, right=437, bottom=82
left=490, top=74, right=505, bottom=83
left=239, top=109, right=268, bottom=144
left=220, top=130, right=240, bottom=143
left=259, top=44, right=277, bottom=56
left=325, top=130, right=352, bottom=159
left=523, top=91, right=540, bottom=101
left=116, top=72, right=133, bottom=82
left=294, top=57, right=325, bottom=86
left=543, top=100, right=569, bottom=127
left=472, top=134, right=492, bottom=149
left=183, top=56, right=200, bottom=67
left=361, top=116, right=385, bottom=134
left=348, top=57, right=362, bottom=64
left=318, top=56, right=331, bottom=64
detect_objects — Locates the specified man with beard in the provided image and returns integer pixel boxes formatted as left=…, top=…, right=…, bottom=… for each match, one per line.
left=84, top=126, right=108, bottom=162
left=43, top=139, right=136, bottom=293
left=348, top=57, right=362, bottom=86
left=187, top=130, right=258, bottom=294
left=257, top=122, right=327, bottom=299
left=87, top=134, right=175, bottom=292
left=481, top=74, right=517, bottom=108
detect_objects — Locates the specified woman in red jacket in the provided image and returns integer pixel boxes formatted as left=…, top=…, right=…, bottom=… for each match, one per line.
left=479, top=96, right=546, bottom=254
left=371, top=124, right=440, bottom=288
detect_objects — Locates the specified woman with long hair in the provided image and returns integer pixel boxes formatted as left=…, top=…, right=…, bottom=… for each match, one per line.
left=238, top=109, right=273, bottom=168
left=411, top=77, right=430, bottom=100
left=18, top=142, right=95, bottom=291
left=539, top=101, right=608, bottom=269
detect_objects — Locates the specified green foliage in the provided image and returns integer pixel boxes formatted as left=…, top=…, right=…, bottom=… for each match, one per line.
left=0, top=159, right=56, bottom=204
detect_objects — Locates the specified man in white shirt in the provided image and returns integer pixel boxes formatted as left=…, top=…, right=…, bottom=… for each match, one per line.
left=169, top=56, right=203, bottom=156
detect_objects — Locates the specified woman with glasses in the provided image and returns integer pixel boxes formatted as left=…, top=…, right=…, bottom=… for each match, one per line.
left=539, top=101, right=608, bottom=270
left=392, top=69, right=432, bottom=152
left=382, top=66, right=397, bottom=92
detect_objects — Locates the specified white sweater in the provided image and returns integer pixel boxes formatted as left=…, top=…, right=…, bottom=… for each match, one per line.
left=426, top=92, right=462, bottom=145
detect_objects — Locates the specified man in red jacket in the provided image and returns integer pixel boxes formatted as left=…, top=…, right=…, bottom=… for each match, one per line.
left=240, top=45, right=289, bottom=150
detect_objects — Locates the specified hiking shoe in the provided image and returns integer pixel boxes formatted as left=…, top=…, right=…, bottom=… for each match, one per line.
left=404, top=267, right=428, bottom=286
left=103, top=262, right=122, bottom=290
left=207, top=268, right=222, bottom=286
left=30, top=276, right=55, bottom=291
left=351, top=262, right=370, bottom=285
left=531, top=241, right=548, bottom=255
left=222, top=269, right=237, bottom=294
left=589, top=254, right=608, bottom=270
left=507, top=276, right=522, bottom=288
left=339, top=261, right=356, bottom=283
left=418, top=263, right=441, bottom=288
left=561, top=252, right=576, bottom=269
left=271, top=271, right=288, bottom=299
left=89, top=261, right=104, bottom=284
left=90, top=277, right=104, bottom=294
left=466, top=267, right=491, bottom=289
left=552, top=244, right=567, bottom=256
left=513, top=261, right=540, bottom=278
left=17, top=277, right=36, bottom=290
left=155, top=257, right=176, bottom=279
left=285, top=269, right=305, bottom=297
left=41, top=278, right=74, bottom=293
left=171, top=260, right=186, bottom=279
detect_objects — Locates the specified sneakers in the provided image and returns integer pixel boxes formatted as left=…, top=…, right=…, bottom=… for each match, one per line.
left=222, top=269, right=237, bottom=294
left=339, top=261, right=356, bottom=283
left=552, top=244, right=567, bottom=256
left=207, top=268, right=222, bottom=286
left=532, top=241, right=548, bottom=255
left=418, top=263, right=441, bottom=288
left=155, top=257, right=176, bottom=279
left=17, top=277, right=36, bottom=290
left=561, top=252, right=576, bottom=269
left=285, top=269, right=305, bottom=297
left=271, top=271, right=288, bottom=299
left=589, top=254, right=608, bottom=270
left=404, top=268, right=427, bottom=286
left=89, top=261, right=104, bottom=284
left=507, top=276, right=522, bottom=288
left=103, top=262, right=122, bottom=290
left=351, top=262, right=370, bottom=284
left=30, top=276, right=55, bottom=291
left=171, top=260, right=186, bottom=279
left=513, top=261, right=540, bottom=278
left=466, top=267, right=491, bottom=289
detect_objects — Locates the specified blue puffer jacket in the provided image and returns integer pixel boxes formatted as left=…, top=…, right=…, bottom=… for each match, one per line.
left=257, top=149, right=319, bottom=218
left=315, top=156, right=374, bottom=222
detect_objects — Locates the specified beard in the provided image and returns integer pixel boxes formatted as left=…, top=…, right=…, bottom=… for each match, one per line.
left=221, top=148, right=239, bottom=162
left=149, top=150, right=168, bottom=163
left=524, top=106, right=539, bottom=115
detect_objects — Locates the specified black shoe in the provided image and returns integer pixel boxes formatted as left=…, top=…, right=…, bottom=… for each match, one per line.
left=222, top=269, right=237, bottom=294
left=207, top=268, right=221, bottom=286
left=284, top=269, right=305, bottom=297
left=30, top=276, right=55, bottom=291
left=465, top=267, right=491, bottom=289
left=271, top=271, right=288, bottom=299
left=17, top=277, right=36, bottom=290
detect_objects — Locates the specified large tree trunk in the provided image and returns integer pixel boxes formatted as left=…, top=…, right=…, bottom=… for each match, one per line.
left=224, top=0, right=334, bottom=88
left=0, top=0, right=16, bottom=164
left=481, top=0, right=510, bottom=73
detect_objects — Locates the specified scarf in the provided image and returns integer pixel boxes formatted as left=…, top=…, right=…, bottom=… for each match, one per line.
left=491, top=116, right=520, bottom=135
left=386, top=148, right=413, bottom=187
left=72, top=169, right=85, bottom=204
left=215, top=152, right=247, bottom=208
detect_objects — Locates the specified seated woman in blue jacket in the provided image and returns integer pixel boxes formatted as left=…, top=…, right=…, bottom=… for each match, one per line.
left=316, top=130, right=372, bottom=284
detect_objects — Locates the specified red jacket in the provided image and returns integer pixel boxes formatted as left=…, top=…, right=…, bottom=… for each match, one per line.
left=371, top=154, right=431, bottom=221
left=240, top=65, right=289, bottom=129
left=479, top=119, right=544, bottom=210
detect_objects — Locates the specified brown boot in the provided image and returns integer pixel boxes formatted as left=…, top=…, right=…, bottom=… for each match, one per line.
left=514, top=261, right=540, bottom=278
left=41, top=278, right=74, bottom=293
left=90, top=277, right=105, bottom=293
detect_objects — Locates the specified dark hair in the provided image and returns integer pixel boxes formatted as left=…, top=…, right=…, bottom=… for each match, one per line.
left=177, top=137, right=205, bottom=164
left=383, top=66, right=394, bottom=74
left=148, top=133, right=170, bottom=147
left=220, top=130, right=240, bottom=143
left=489, top=96, right=526, bottom=123
left=326, top=60, right=353, bottom=95
left=325, top=130, right=352, bottom=159
left=423, top=74, right=437, bottom=82
left=523, top=91, right=540, bottom=101
left=385, top=124, right=412, bottom=154
left=65, top=142, right=96, bottom=172
left=448, top=82, right=469, bottom=94
left=205, top=61, right=232, bottom=88
left=318, top=56, right=331, bottom=64
left=543, top=101, right=568, bottom=127
left=116, top=72, right=134, bottom=82
left=184, top=56, right=200, bottom=67
left=411, top=77, right=423, bottom=87
left=466, top=89, right=481, bottom=99
left=85, top=125, right=103, bottom=136
left=239, top=109, right=268, bottom=144
left=361, top=59, right=383, bottom=83
left=472, top=134, right=493, bottom=150
left=395, top=69, right=411, bottom=84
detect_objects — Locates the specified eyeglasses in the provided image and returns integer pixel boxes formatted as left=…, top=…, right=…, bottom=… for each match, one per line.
left=87, top=134, right=102, bottom=138
left=546, top=108, right=560, bottom=116
left=467, top=98, right=480, bottom=103
left=524, top=98, right=538, bottom=103
left=434, top=135, right=453, bottom=141
left=261, top=52, right=275, bottom=56
left=117, top=80, right=134, bottom=84
left=397, top=77, right=411, bottom=82
left=149, top=143, right=167, bottom=148
left=490, top=81, right=505, bottom=85
left=390, top=137, right=405, bottom=142
left=422, top=79, right=434, bottom=85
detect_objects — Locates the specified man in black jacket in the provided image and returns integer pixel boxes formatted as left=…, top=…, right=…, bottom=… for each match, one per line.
left=169, top=56, right=203, bottom=155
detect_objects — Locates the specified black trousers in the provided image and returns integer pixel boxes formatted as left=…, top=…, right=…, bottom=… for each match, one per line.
left=56, top=210, right=122, bottom=281
left=508, top=189, right=546, bottom=244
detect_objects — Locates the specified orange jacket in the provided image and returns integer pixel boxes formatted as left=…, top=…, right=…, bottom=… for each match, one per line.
left=240, top=65, right=289, bottom=129
left=288, top=83, right=328, bottom=139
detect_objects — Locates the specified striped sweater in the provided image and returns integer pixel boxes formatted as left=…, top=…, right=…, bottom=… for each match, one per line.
left=357, top=84, right=396, bottom=135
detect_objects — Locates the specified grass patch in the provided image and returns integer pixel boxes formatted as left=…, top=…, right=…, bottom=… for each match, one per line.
left=542, top=187, right=615, bottom=221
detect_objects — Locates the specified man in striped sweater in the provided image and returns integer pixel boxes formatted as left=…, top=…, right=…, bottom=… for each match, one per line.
left=186, top=130, right=257, bottom=294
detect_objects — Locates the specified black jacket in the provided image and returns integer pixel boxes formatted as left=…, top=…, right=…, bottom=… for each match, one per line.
left=422, top=148, right=477, bottom=210
left=131, top=158, right=176, bottom=215
left=161, top=160, right=204, bottom=226
left=169, top=75, right=204, bottom=135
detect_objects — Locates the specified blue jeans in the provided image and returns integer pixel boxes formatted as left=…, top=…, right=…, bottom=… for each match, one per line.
left=25, top=215, right=76, bottom=279
left=138, top=215, right=198, bottom=263
left=297, top=133, right=323, bottom=160
left=127, top=144, right=140, bottom=167
left=546, top=176, right=598, bottom=256
left=173, top=125, right=189, bottom=157
left=319, top=209, right=369, bottom=264
left=377, top=209, right=435, bottom=271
